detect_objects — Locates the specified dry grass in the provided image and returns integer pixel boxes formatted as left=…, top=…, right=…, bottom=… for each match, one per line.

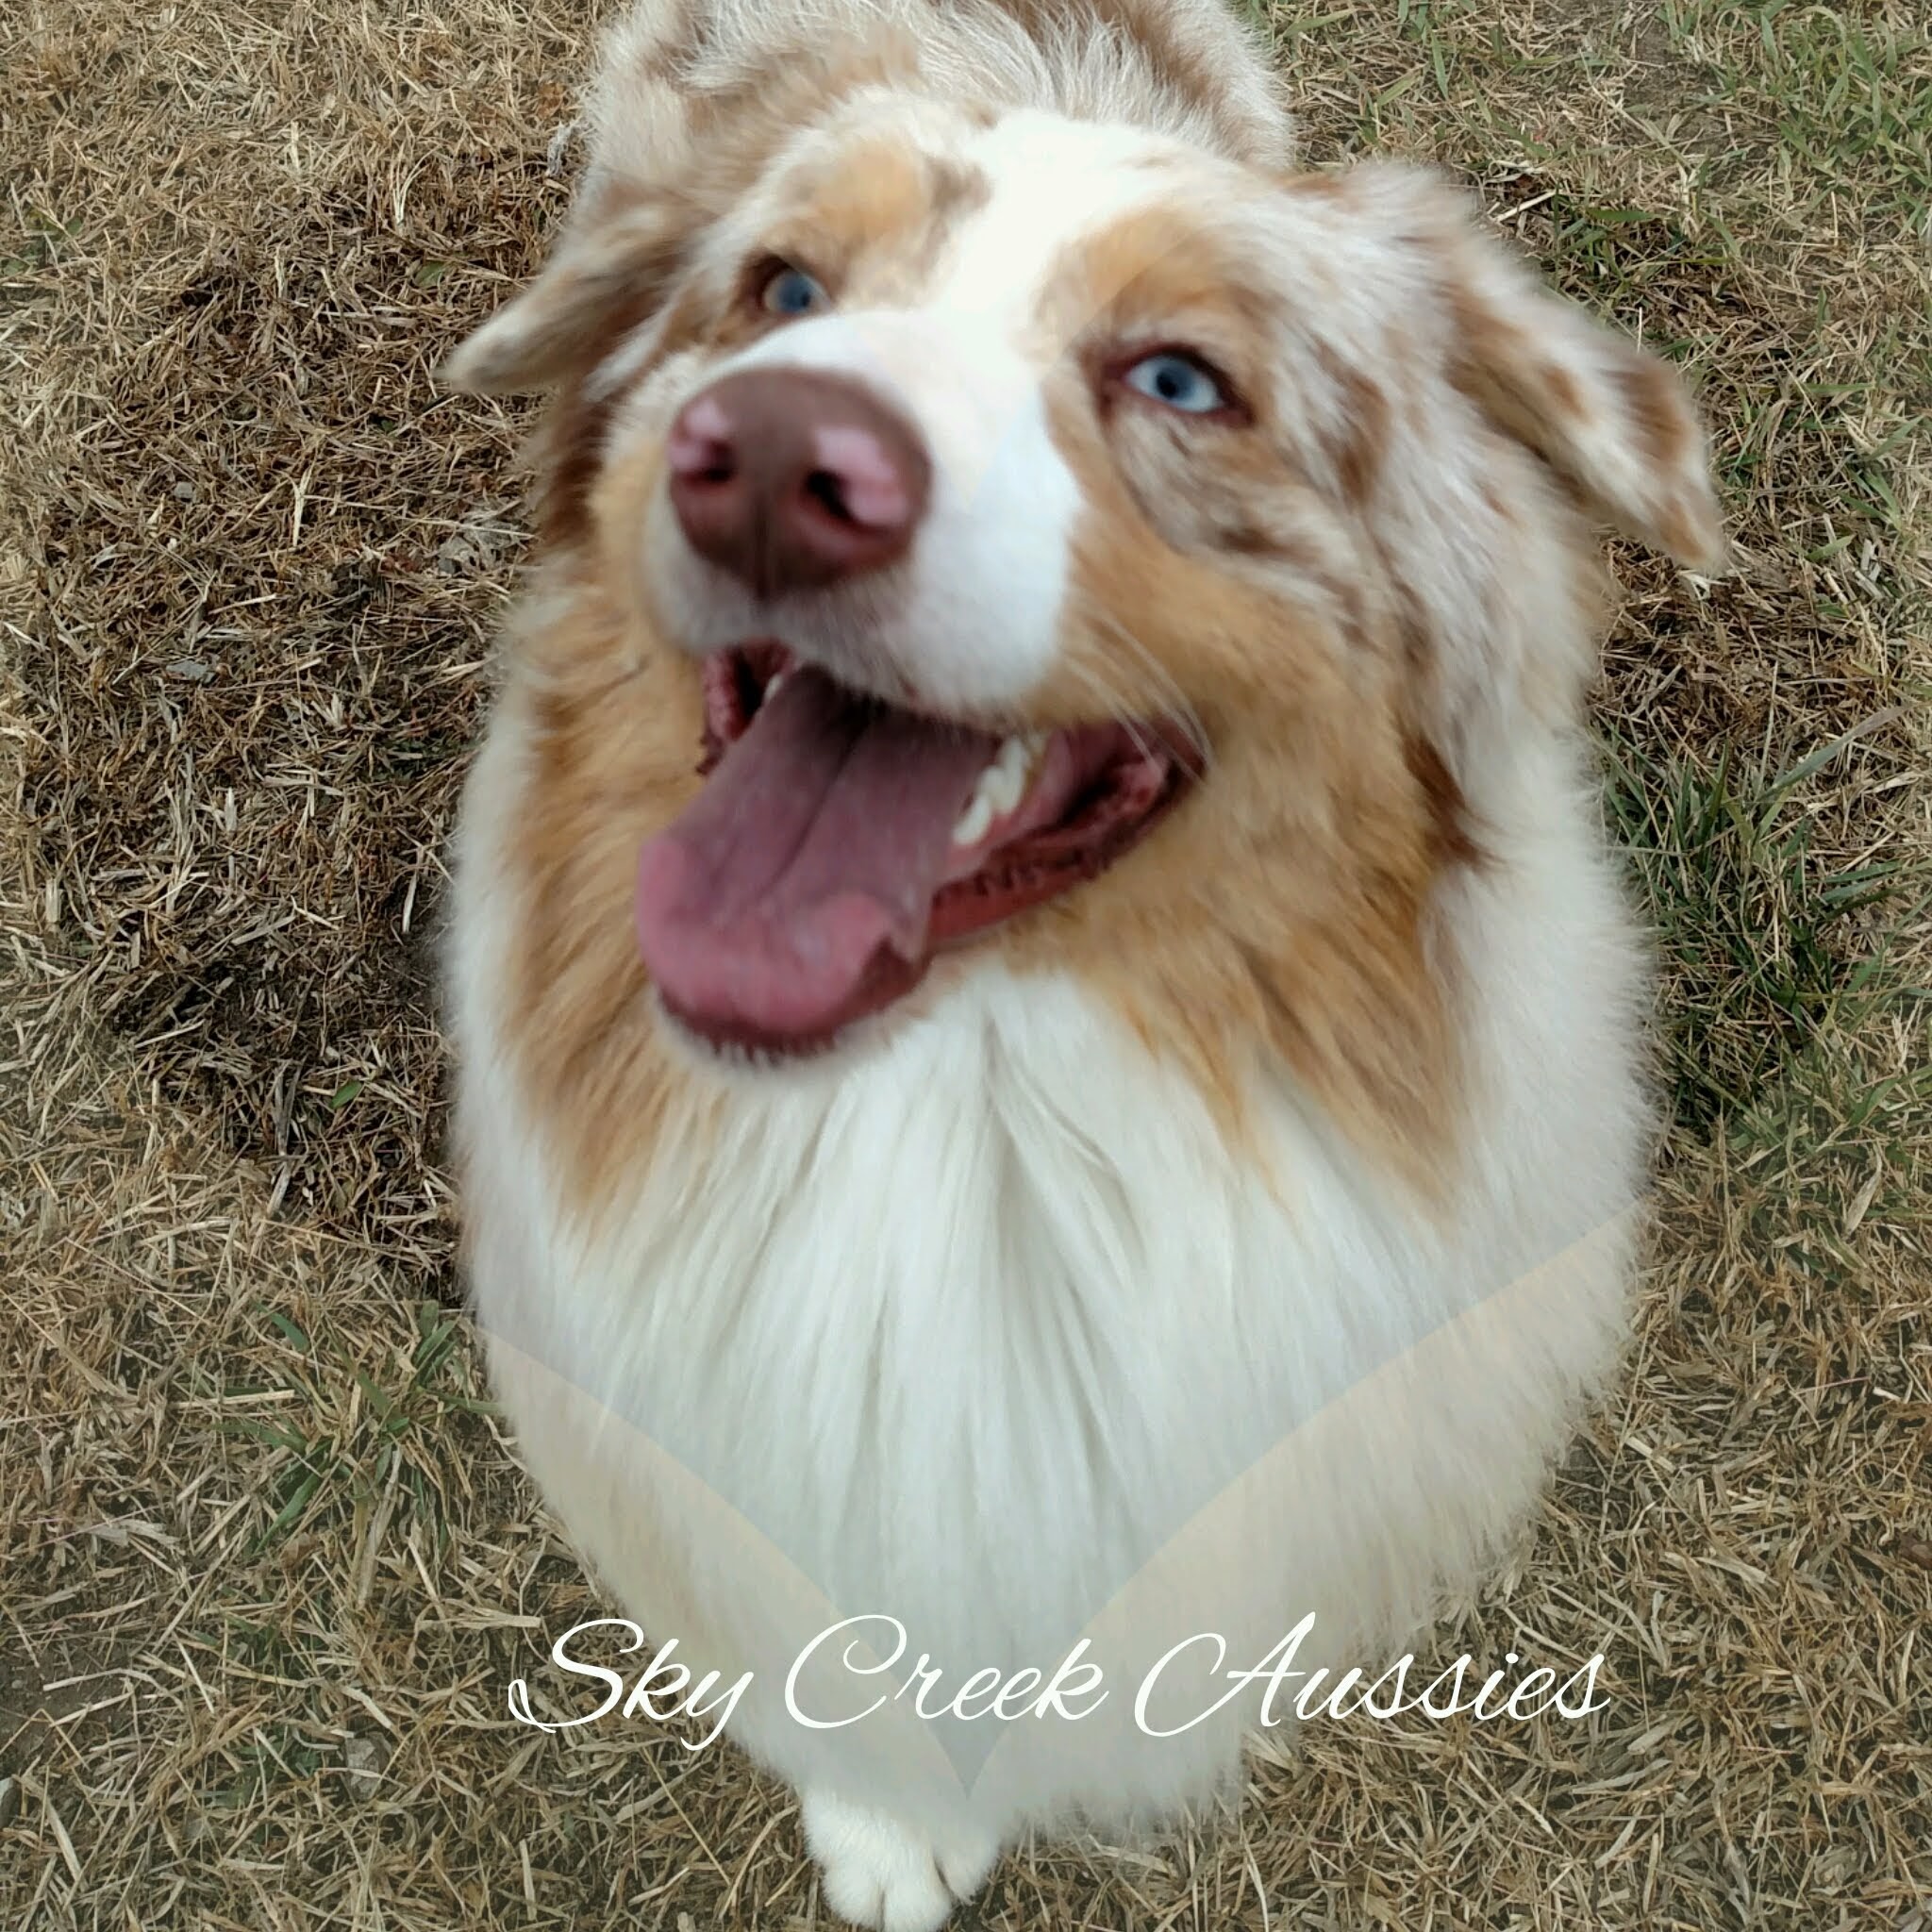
left=3, top=0, right=1930, bottom=1925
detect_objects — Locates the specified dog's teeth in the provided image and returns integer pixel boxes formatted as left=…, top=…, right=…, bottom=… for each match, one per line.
left=765, top=672, right=788, bottom=699
left=952, top=791, right=995, bottom=848
left=951, top=734, right=1047, bottom=847
left=983, top=758, right=1024, bottom=816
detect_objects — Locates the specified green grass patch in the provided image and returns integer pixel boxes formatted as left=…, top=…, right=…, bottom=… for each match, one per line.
left=1600, top=717, right=1922, bottom=1136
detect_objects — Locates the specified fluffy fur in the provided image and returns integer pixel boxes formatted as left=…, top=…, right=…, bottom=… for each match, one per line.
left=441, top=3, right=1724, bottom=1925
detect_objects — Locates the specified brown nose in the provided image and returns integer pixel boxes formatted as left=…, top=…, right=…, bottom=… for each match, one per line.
left=666, top=368, right=931, bottom=597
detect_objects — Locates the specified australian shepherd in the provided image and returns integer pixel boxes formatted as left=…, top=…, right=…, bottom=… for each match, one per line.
left=441, top=0, right=1723, bottom=1924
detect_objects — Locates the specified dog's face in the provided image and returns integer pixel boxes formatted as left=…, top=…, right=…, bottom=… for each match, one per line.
left=449, top=88, right=1721, bottom=1164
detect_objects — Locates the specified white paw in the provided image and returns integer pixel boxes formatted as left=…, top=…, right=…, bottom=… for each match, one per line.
left=800, top=1788, right=998, bottom=1932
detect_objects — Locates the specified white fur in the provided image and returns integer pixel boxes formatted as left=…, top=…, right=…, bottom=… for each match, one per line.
left=804, top=1789, right=1000, bottom=1932
left=449, top=666, right=1646, bottom=1924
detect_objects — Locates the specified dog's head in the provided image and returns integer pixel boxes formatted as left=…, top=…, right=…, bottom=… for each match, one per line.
left=448, top=79, right=1721, bottom=1154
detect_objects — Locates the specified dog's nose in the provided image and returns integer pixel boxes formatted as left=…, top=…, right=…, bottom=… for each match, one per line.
left=667, top=368, right=931, bottom=596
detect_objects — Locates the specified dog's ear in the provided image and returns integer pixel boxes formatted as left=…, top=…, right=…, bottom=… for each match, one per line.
left=1357, top=166, right=1726, bottom=572
left=439, top=199, right=691, bottom=396
left=1448, top=240, right=1728, bottom=572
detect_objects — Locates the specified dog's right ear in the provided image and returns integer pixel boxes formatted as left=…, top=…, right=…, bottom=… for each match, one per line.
left=439, top=200, right=691, bottom=395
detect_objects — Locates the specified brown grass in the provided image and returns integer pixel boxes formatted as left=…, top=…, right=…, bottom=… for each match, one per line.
left=3, top=0, right=1930, bottom=1925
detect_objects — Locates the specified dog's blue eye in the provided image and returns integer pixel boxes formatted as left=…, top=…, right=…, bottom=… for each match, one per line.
left=760, top=266, right=829, bottom=317
left=1123, top=352, right=1227, bottom=414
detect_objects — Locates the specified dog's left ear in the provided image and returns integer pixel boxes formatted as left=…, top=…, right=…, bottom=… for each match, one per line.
left=1356, top=166, right=1727, bottom=572
left=439, top=199, right=691, bottom=395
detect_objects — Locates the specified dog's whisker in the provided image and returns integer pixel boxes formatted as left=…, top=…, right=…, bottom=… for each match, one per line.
left=1078, top=610, right=1214, bottom=772
left=1057, top=658, right=1166, bottom=768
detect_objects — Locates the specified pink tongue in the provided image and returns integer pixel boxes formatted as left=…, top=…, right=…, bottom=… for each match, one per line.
left=635, top=667, right=998, bottom=1047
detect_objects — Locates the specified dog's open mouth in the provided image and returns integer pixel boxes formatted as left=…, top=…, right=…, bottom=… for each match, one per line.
left=633, top=643, right=1200, bottom=1057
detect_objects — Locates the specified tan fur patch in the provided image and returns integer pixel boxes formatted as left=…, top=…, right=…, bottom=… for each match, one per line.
left=769, top=133, right=931, bottom=273
left=766, top=134, right=991, bottom=298
left=1607, top=358, right=1712, bottom=556
left=1042, top=201, right=1276, bottom=373
left=1312, top=341, right=1394, bottom=507
left=496, top=574, right=716, bottom=1203
left=529, top=258, right=697, bottom=547
left=1026, top=363, right=1468, bottom=1194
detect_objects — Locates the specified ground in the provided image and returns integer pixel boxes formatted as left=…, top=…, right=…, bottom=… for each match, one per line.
left=2, top=0, right=1929, bottom=1926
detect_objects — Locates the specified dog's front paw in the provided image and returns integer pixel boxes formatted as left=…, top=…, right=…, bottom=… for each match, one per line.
left=800, top=1787, right=998, bottom=1932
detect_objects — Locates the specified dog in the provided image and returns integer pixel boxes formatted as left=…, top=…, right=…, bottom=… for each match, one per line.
left=440, top=1, right=1724, bottom=1924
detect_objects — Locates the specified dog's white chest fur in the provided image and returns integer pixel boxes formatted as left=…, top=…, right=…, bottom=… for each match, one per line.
left=452, top=699, right=1644, bottom=1845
